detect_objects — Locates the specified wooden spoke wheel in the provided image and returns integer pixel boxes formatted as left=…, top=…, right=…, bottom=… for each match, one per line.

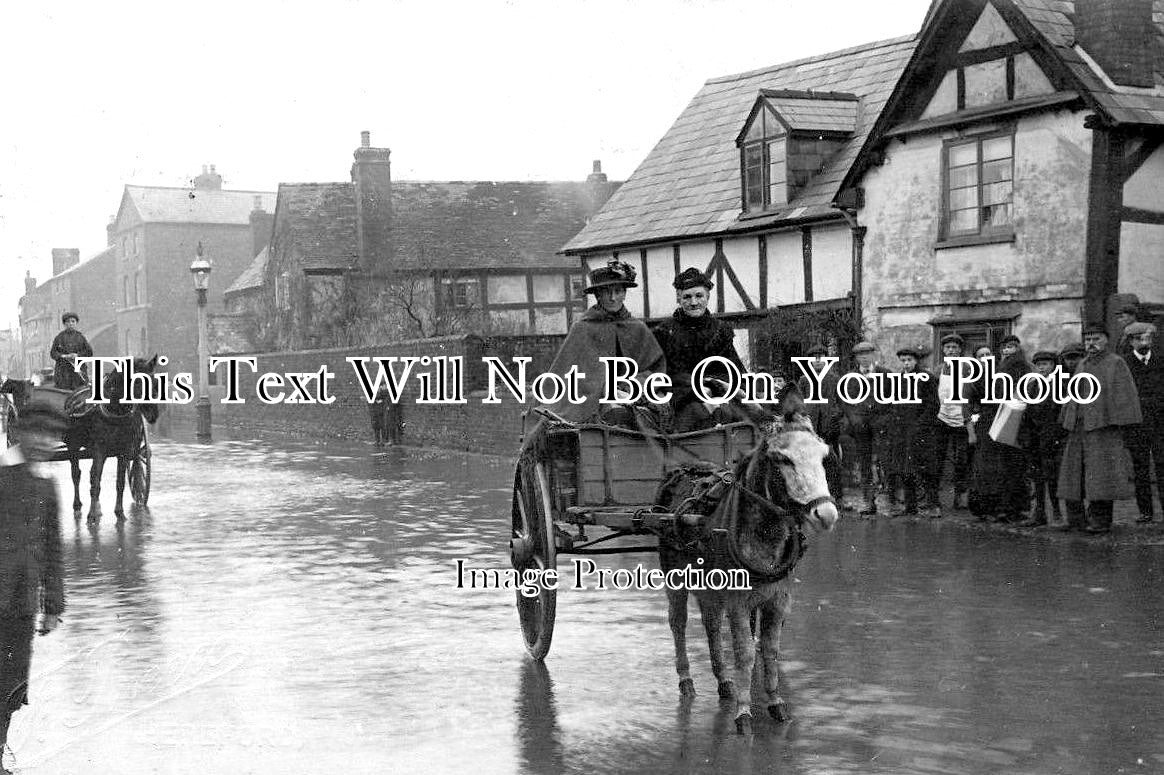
left=510, top=461, right=557, bottom=661
left=130, top=425, right=152, bottom=506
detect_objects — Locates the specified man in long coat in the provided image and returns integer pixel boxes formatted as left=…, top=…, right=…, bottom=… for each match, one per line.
left=1122, top=322, right=1164, bottom=523
left=968, top=335, right=1032, bottom=522
left=797, top=343, right=845, bottom=503
left=843, top=341, right=883, bottom=515
left=1058, top=323, right=1142, bottom=533
left=652, top=267, right=744, bottom=432
left=0, top=403, right=65, bottom=768
left=884, top=345, right=940, bottom=517
left=48, top=312, right=93, bottom=390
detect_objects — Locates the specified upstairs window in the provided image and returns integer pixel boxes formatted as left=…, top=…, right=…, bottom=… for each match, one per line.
left=442, top=278, right=479, bottom=310
left=739, top=106, right=788, bottom=213
left=943, top=132, right=1014, bottom=239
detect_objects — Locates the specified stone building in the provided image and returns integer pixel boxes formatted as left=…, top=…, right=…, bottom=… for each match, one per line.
left=107, top=166, right=275, bottom=376
left=230, top=132, right=620, bottom=352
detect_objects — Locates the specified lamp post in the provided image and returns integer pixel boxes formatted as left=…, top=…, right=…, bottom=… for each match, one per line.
left=190, top=242, right=212, bottom=442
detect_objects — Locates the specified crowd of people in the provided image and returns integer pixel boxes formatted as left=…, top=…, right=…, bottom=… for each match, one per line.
left=826, top=315, right=1161, bottom=535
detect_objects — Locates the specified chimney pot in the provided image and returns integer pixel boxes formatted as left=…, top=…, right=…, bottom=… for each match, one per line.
left=592, top=160, right=602, bottom=173
left=253, top=195, right=263, bottom=211
left=361, top=130, right=371, bottom=148
left=210, top=164, right=216, bottom=174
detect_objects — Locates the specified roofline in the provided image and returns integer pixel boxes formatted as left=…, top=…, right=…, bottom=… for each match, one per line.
left=760, top=89, right=860, bottom=101
left=561, top=210, right=846, bottom=256
left=705, top=34, right=917, bottom=87
left=124, top=184, right=277, bottom=195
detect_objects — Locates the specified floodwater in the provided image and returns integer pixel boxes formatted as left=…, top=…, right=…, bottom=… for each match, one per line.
left=8, top=434, right=1163, bottom=774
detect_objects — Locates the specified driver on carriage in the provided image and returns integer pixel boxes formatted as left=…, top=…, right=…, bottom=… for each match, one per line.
left=532, top=259, right=666, bottom=434
left=49, top=312, right=92, bottom=391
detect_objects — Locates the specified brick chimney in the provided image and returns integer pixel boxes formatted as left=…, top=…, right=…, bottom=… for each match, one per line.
left=24, top=270, right=37, bottom=296
left=1075, top=0, right=1155, bottom=88
left=585, top=159, right=617, bottom=216
left=350, top=131, right=392, bottom=272
left=51, top=248, right=80, bottom=275
left=249, top=195, right=275, bottom=258
left=194, top=164, right=224, bottom=191
left=106, top=215, right=117, bottom=247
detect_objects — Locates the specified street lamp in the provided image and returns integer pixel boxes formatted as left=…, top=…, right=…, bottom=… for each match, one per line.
left=189, top=242, right=212, bottom=442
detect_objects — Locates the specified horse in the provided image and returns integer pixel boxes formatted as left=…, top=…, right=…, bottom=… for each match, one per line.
left=658, top=393, right=839, bottom=734
left=67, top=355, right=160, bottom=523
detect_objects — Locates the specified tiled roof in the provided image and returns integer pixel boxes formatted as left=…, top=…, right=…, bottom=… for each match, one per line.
left=223, top=246, right=268, bottom=296
left=1008, top=0, right=1164, bottom=125
left=123, top=185, right=276, bottom=224
left=270, top=183, right=359, bottom=274
left=391, top=180, right=614, bottom=271
left=562, top=35, right=917, bottom=253
left=765, top=92, right=860, bottom=133
left=270, top=179, right=616, bottom=274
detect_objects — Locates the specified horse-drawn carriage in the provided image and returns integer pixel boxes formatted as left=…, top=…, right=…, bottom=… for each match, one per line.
left=3, top=374, right=154, bottom=515
left=509, top=402, right=839, bottom=731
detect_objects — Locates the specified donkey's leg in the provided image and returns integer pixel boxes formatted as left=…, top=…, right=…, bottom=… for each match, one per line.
left=699, top=595, right=733, bottom=701
left=114, top=455, right=129, bottom=520
left=87, top=452, right=105, bottom=523
left=667, top=586, right=695, bottom=697
left=759, top=585, right=793, bottom=722
left=726, top=599, right=758, bottom=733
left=70, top=457, right=83, bottom=513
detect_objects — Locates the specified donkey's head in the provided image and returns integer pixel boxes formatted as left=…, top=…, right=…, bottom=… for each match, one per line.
left=755, top=395, right=839, bottom=536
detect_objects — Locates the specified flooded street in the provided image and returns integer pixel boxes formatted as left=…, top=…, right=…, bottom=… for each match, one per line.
left=9, top=434, right=1164, bottom=774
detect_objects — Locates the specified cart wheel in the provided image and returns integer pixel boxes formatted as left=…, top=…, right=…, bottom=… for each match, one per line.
left=130, top=432, right=151, bottom=506
left=511, top=461, right=557, bottom=660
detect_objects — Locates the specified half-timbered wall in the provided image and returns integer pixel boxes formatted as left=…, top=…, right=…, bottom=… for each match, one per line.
left=1119, top=143, right=1164, bottom=304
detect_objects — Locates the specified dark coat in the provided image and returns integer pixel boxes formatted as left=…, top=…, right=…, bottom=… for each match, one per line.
left=1058, top=349, right=1140, bottom=501
left=49, top=328, right=92, bottom=390
left=966, top=353, right=1031, bottom=514
left=797, top=368, right=844, bottom=444
left=1124, top=349, right=1164, bottom=432
left=0, top=464, right=64, bottom=618
left=539, top=305, right=666, bottom=425
left=652, top=310, right=744, bottom=411
left=881, top=368, right=939, bottom=476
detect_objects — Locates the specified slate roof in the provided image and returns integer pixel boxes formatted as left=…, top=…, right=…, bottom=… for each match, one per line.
left=561, top=35, right=917, bottom=254
left=764, top=92, right=860, bottom=133
left=223, top=246, right=268, bottom=296
left=1009, top=0, right=1164, bottom=126
left=123, top=185, right=276, bottom=224
left=270, top=183, right=359, bottom=274
left=271, top=179, right=616, bottom=274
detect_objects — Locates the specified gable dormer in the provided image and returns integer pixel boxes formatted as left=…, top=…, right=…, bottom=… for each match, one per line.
left=737, top=90, right=858, bottom=215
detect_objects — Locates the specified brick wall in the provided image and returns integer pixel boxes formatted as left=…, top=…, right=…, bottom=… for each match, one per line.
left=164, top=333, right=566, bottom=455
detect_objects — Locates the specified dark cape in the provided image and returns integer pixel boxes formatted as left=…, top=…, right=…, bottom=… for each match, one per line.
left=538, top=305, right=666, bottom=425
left=968, top=352, right=1031, bottom=517
left=49, top=328, right=93, bottom=390
left=1058, top=349, right=1141, bottom=501
left=652, top=309, right=744, bottom=412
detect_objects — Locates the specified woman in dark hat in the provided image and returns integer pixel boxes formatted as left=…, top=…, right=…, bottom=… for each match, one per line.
left=0, top=403, right=65, bottom=772
left=49, top=312, right=93, bottom=390
left=967, top=334, right=1032, bottom=522
left=534, top=260, right=665, bottom=430
left=651, top=267, right=744, bottom=432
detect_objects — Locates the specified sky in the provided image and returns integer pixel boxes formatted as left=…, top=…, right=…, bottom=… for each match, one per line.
left=0, top=0, right=932, bottom=330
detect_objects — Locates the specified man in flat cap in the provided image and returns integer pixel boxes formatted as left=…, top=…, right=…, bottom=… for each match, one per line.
left=652, top=267, right=744, bottom=432
left=884, top=345, right=940, bottom=517
left=932, top=333, right=971, bottom=510
left=1020, top=350, right=1067, bottom=526
left=0, top=403, right=65, bottom=771
left=49, top=312, right=92, bottom=391
left=1058, top=323, right=1142, bottom=534
left=1060, top=342, right=1086, bottom=374
left=1122, top=321, right=1163, bottom=523
left=1115, top=302, right=1140, bottom=358
left=798, top=342, right=845, bottom=501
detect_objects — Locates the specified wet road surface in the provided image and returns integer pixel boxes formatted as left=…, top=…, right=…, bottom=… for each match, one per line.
left=8, top=435, right=1163, bottom=774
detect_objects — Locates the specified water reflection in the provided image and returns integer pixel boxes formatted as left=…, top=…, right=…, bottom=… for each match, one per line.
left=6, top=439, right=1162, bottom=774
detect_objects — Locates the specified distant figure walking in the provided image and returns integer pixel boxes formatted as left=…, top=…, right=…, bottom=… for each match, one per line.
left=0, top=403, right=65, bottom=774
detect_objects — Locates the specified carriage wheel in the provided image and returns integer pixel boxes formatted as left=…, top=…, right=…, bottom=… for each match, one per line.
left=130, top=431, right=152, bottom=506
left=510, top=461, right=557, bottom=660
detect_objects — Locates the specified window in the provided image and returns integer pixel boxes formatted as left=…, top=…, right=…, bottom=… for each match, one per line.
left=442, top=278, right=479, bottom=309
left=133, top=272, right=141, bottom=305
left=123, top=276, right=130, bottom=307
left=943, top=132, right=1013, bottom=240
left=739, top=105, right=788, bottom=214
left=570, top=276, right=585, bottom=300
left=275, top=273, right=291, bottom=311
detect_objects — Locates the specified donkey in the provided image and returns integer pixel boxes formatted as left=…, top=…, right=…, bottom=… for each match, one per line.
left=68, top=355, right=160, bottom=523
left=659, top=394, right=839, bottom=734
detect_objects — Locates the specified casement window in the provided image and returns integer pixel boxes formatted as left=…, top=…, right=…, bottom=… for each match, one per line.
left=442, top=278, right=479, bottom=310
left=943, top=132, right=1014, bottom=240
left=740, top=109, right=788, bottom=214
left=570, top=276, right=585, bottom=300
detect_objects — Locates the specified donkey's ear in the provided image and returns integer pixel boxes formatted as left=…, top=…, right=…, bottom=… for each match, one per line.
left=146, top=354, right=159, bottom=370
